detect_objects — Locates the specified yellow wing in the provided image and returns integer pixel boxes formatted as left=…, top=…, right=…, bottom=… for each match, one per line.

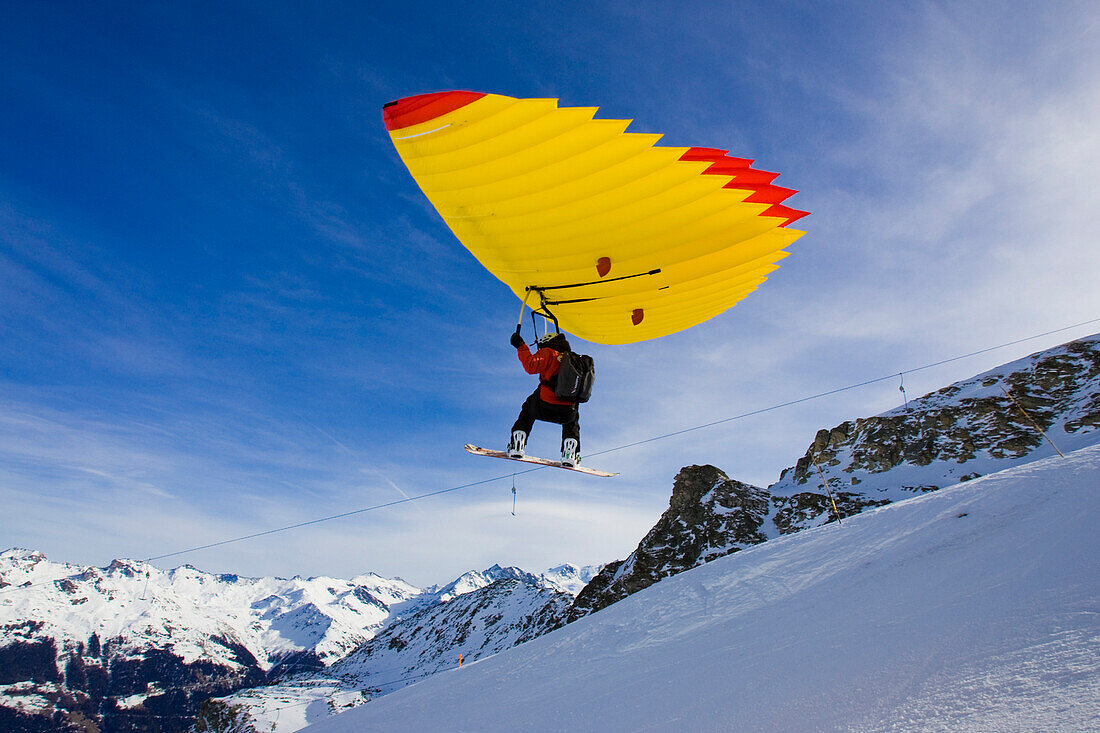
left=383, top=91, right=807, bottom=345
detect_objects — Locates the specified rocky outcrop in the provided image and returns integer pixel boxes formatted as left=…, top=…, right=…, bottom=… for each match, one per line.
left=767, top=335, right=1100, bottom=533
left=566, top=465, right=768, bottom=621
left=772, top=489, right=890, bottom=535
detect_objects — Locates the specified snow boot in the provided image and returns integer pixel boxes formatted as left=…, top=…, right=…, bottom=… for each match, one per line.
left=508, top=430, right=527, bottom=458
left=561, top=438, right=579, bottom=467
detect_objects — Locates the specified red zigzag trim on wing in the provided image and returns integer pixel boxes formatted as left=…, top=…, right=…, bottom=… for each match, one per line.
left=680, top=147, right=808, bottom=227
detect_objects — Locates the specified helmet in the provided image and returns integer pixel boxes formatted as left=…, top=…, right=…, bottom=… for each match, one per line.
left=537, top=332, right=571, bottom=352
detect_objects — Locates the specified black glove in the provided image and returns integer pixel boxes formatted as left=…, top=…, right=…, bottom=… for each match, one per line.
left=510, top=328, right=525, bottom=349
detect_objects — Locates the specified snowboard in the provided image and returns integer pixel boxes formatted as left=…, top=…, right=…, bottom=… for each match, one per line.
left=464, top=444, right=617, bottom=477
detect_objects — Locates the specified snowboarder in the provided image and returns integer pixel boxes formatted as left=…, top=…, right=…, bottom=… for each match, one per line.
left=508, top=329, right=581, bottom=467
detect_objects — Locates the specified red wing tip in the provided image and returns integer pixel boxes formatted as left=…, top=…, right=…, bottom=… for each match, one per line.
left=383, top=91, right=487, bottom=131
left=764, top=205, right=810, bottom=227
left=780, top=209, right=811, bottom=227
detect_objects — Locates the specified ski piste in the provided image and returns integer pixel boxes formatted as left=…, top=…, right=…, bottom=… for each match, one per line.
left=464, top=444, right=617, bottom=477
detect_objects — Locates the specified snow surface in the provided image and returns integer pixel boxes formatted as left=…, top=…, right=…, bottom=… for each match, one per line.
left=304, top=445, right=1100, bottom=732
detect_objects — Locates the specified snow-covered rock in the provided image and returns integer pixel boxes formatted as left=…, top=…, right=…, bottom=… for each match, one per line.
left=768, top=333, right=1100, bottom=533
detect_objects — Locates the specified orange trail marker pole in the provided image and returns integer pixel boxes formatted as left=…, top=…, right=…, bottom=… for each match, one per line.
left=1002, top=387, right=1065, bottom=459
left=811, top=454, right=843, bottom=526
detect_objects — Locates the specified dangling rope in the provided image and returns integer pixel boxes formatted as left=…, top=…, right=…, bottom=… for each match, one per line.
left=898, top=373, right=909, bottom=411
left=511, top=474, right=517, bottom=516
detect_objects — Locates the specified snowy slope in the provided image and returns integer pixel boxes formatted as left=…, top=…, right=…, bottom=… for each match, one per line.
left=304, top=445, right=1100, bottom=732
left=217, top=564, right=600, bottom=732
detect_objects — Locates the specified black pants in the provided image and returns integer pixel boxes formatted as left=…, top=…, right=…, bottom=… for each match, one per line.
left=512, top=390, right=580, bottom=450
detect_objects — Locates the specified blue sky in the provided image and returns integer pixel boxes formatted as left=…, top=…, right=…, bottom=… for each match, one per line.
left=2, top=1, right=1098, bottom=586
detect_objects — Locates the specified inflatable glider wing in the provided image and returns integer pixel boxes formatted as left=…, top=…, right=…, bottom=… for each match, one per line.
left=383, top=91, right=807, bottom=345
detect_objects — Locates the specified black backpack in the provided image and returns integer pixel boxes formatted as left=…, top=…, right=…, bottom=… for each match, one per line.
left=551, top=352, right=594, bottom=403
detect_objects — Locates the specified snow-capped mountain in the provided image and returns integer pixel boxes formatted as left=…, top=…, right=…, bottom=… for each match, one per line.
left=303, top=444, right=1100, bottom=732
left=0, top=556, right=588, bottom=732
left=0, top=554, right=424, bottom=671
left=536, top=563, right=602, bottom=595
left=422, top=563, right=540, bottom=603
left=567, top=334, right=1100, bottom=619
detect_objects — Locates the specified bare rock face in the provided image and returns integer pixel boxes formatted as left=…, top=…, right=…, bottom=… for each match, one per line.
left=567, top=465, right=768, bottom=621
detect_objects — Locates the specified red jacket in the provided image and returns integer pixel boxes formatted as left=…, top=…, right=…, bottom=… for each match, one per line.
left=517, top=345, right=573, bottom=405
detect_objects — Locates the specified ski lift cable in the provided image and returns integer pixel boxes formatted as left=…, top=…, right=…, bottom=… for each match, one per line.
left=584, top=316, right=1100, bottom=459
left=142, top=469, right=543, bottom=563
left=1, top=316, right=1097, bottom=595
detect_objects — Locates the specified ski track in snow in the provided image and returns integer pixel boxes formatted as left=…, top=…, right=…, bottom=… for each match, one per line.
left=303, top=446, right=1100, bottom=733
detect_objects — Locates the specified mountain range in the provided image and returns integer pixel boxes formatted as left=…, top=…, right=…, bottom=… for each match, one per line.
left=0, top=553, right=597, bottom=732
